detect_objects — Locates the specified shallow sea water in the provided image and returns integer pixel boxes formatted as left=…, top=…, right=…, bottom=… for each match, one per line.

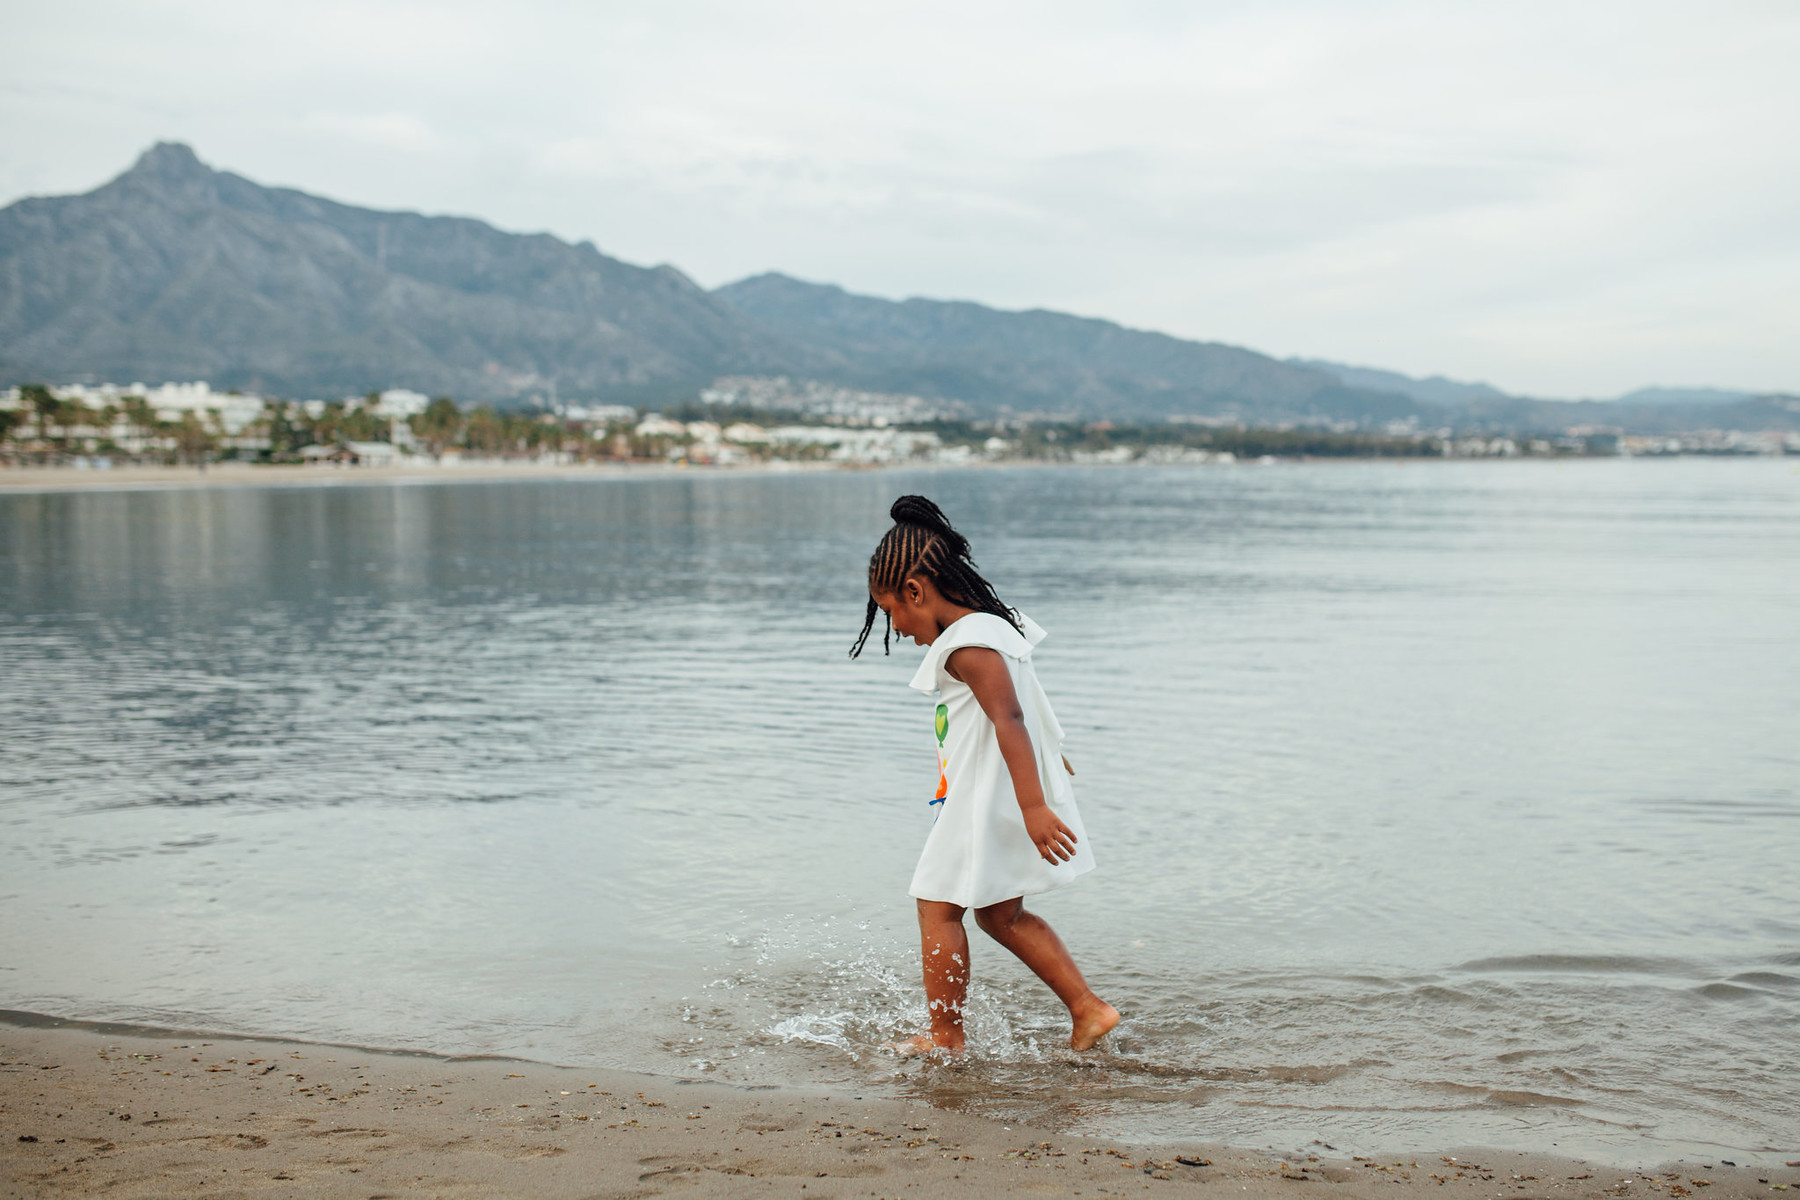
left=1, top=460, right=1796, bottom=1161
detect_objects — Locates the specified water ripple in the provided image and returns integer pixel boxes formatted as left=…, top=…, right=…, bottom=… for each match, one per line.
left=2, top=461, right=1797, bottom=1161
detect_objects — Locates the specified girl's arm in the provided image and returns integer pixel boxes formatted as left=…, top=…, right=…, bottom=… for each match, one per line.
left=947, top=647, right=1079, bottom=864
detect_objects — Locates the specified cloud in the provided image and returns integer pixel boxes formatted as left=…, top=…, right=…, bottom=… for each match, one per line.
left=302, top=111, right=444, bottom=153
left=0, top=0, right=1795, bottom=395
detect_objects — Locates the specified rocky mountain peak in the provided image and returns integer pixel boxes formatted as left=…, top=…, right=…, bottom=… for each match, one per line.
left=107, top=141, right=220, bottom=206
left=131, top=141, right=207, bottom=176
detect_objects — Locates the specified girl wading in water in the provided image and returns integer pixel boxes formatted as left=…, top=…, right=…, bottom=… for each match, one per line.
left=853, top=495, right=1119, bottom=1053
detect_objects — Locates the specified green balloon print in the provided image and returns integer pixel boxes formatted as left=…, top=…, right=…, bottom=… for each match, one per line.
left=935, top=703, right=948, bottom=745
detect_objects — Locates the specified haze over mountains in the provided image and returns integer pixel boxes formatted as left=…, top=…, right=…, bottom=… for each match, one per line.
left=714, top=272, right=1416, bottom=424
left=2, top=143, right=1793, bottom=433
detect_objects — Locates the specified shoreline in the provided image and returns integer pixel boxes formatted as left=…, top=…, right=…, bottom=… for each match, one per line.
left=3, top=1012, right=1792, bottom=1199
left=0, top=454, right=1771, bottom=496
left=0, top=459, right=793, bottom=494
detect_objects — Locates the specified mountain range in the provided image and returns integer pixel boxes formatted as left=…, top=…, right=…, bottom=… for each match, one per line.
left=714, top=272, right=1419, bottom=424
left=2, top=143, right=1793, bottom=433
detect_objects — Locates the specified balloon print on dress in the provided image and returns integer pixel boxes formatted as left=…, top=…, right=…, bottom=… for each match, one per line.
left=932, top=703, right=949, bottom=806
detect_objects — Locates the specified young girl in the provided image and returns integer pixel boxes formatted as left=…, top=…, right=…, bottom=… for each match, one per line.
left=852, top=495, right=1119, bottom=1054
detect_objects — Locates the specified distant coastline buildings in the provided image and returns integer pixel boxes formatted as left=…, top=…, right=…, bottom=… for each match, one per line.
left=699, top=376, right=965, bottom=426
left=0, top=377, right=994, bottom=468
left=2, top=375, right=1795, bottom=470
left=6, top=381, right=435, bottom=433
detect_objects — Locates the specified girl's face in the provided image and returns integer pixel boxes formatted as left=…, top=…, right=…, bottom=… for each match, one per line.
left=872, top=578, right=938, bottom=646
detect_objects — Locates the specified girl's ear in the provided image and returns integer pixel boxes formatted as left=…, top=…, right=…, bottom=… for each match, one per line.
left=902, top=576, right=925, bottom=605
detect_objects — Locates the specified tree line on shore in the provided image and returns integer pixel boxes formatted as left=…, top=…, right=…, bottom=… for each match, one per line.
left=1, top=383, right=1622, bottom=467
left=0, top=387, right=640, bottom=466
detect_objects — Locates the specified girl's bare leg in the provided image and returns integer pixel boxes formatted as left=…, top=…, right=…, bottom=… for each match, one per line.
left=891, top=899, right=970, bottom=1053
left=974, top=898, right=1120, bottom=1050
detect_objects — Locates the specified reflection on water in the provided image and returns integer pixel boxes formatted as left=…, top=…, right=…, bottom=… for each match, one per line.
left=1, top=461, right=1796, bottom=1161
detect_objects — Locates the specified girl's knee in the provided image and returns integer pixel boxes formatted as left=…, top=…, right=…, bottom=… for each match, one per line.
left=974, top=899, right=1022, bottom=936
left=917, top=899, right=965, bottom=928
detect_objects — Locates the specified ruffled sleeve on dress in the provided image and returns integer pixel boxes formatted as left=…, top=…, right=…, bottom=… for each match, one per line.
left=908, top=610, right=1068, bottom=753
left=909, top=612, right=1037, bottom=693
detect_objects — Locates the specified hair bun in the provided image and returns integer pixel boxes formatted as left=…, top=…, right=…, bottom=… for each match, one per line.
left=890, top=494, right=950, bottom=529
left=888, top=494, right=970, bottom=560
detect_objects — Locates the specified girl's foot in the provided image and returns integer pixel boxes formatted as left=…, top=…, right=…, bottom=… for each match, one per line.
left=1070, top=1001, right=1120, bottom=1050
left=881, top=1032, right=966, bottom=1056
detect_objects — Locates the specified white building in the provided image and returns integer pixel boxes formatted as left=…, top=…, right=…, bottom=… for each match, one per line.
left=344, top=441, right=404, bottom=466
left=372, top=389, right=431, bottom=419
left=562, top=403, right=637, bottom=423
left=700, top=375, right=962, bottom=424
left=136, top=382, right=265, bottom=433
left=0, top=380, right=267, bottom=435
left=635, top=414, right=687, bottom=438
left=766, top=425, right=942, bottom=463
left=723, top=422, right=771, bottom=444
left=22, top=380, right=269, bottom=434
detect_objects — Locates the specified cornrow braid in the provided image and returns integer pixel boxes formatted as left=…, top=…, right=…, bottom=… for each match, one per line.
left=850, top=495, right=1022, bottom=657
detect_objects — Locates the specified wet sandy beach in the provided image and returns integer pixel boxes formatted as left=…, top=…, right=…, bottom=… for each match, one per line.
left=4, top=1016, right=1793, bottom=1200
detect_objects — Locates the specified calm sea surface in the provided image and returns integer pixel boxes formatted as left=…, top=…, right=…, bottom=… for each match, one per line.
left=2, top=460, right=1796, bottom=1162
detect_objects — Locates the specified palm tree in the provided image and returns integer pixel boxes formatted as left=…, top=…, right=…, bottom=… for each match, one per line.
left=20, top=385, right=56, bottom=461
left=0, top=405, right=23, bottom=456
left=464, top=406, right=505, bottom=456
left=117, top=395, right=158, bottom=460
left=410, top=397, right=463, bottom=460
left=173, top=412, right=216, bottom=466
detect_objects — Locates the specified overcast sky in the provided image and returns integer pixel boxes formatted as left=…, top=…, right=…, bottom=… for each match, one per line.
left=3, top=0, right=1795, bottom=397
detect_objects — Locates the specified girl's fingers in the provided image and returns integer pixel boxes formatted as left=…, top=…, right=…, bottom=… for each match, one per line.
left=1036, top=821, right=1079, bottom=862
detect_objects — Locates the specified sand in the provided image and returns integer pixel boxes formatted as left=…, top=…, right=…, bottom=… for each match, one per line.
left=3, top=1016, right=1791, bottom=1200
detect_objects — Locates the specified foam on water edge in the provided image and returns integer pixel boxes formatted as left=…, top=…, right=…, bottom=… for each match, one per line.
left=664, top=915, right=1800, bottom=1163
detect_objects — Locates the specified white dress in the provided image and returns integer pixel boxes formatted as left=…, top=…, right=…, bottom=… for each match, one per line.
left=907, top=612, right=1096, bottom=909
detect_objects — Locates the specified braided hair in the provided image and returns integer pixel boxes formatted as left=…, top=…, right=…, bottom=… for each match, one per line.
left=850, top=495, right=1022, bottom=657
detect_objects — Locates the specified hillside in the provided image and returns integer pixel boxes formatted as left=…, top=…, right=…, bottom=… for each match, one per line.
left=714, top=273, right=1425, bottom=425
left=1288, top=358, right=1514, bottom=407
left=0, top=143, right=790, bottom=402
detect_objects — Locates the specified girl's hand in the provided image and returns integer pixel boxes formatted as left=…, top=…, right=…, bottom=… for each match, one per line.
left=1022, top=803, right=1078, bottom=863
